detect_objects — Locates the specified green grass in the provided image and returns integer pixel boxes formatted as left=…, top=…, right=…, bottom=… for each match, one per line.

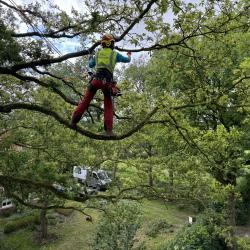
left=1, top=229, right=40, bottom=250
left=142, top=199, right=193, bottom=224
left=0, top=200, right=194, bottom=250
left=138, top=199, right=194, bottom=250
left=1, top=208, right=99, bottom=250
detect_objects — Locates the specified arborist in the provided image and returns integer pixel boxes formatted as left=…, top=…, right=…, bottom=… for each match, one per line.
left=71, top=34, right=131, bottom=135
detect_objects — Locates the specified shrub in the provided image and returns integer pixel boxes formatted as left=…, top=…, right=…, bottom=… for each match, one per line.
left=3, top=214, right=40, bottom=234
left=0, top=239, right=10, bottom=250
left=164, top=210, right=228, bottom=250
left=0, top=207, right=16, bottom=217
left=92, top=201, right=142, bottom=250
left=237, top=237, right=250, bottom=250
left=145, top=218, right=173, bottom=237
left=236, top=175, right=250, bottom=225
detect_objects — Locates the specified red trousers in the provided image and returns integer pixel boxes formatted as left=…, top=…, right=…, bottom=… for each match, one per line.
left=71, top=79, right=113, bottom=133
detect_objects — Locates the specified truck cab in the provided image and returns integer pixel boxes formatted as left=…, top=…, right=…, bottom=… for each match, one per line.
left=73, top=166, right=112, bottom=191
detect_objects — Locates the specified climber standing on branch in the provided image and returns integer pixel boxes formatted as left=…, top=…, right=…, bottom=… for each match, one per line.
left=71, top=34, right=131, bottom=135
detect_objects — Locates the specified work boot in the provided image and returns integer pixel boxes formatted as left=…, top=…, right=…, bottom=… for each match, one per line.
left=71, top=121, right=77, bottom=129
left=105, top=130, right=115, bottom=136
left=71, top=113, right=82, bottom=129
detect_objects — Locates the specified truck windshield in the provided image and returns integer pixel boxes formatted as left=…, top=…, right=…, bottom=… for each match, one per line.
left=98, top=172, right=108, bottom=180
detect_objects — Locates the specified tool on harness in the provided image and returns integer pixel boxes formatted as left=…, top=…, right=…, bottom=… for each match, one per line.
left=110, top=80, right=122, bottom=97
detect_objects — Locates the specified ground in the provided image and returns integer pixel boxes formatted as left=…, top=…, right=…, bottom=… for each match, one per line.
left=3, top=199, right=249, bottom=249
left=0, top=199, right=194, bottom=250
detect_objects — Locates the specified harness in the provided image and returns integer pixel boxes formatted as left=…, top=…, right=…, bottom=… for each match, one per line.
left=87, top=49, right=122, bottom=97
left=89, top=75, right=121, bottom=97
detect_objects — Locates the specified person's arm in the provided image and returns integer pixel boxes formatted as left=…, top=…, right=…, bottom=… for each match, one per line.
left=116, top=52, right=131, bottom=63
left=88, top=56, right=96, bottom=68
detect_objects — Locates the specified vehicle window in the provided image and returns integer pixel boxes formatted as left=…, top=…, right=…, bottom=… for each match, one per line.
left=93, top=173, right=98, bottom=179
left=3, top=202, right=6, bottom=206
left=7, top=201, right=11, bottom=205
left=75, top=167, right=81, bottom=174
left=98, top=172, right=108, bottom=180
left=98, top=172, right=105, bottom=180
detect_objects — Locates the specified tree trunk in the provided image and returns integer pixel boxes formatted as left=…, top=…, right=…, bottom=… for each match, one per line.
left=40, top=207, right=48, bottom=239
left=148, top=164, right=153, bottom=187
left=112, top=165, right=118, bottom=180
left=169, top=169, right=174, bottom=200
left=227, top=190, right=237, bottom=250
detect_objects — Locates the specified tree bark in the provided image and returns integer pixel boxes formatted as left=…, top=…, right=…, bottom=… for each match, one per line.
left=148, top=164, right=154, bottom=187
left=112, top=165, right=118, bottom=180
left=169, top=169, right=174, bottom=200
left=227, top=190, right=237, bottom=250
left=40, top=207, right=48, bottom=239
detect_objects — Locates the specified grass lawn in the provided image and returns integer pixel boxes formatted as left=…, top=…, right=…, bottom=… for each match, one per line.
left=42, top=208, right=99, bottom=250
left=1, top=209, right=99, bottom=250
left=137, top=199, right=194, bottom=249
left=0, top=199, right=194, bottom=250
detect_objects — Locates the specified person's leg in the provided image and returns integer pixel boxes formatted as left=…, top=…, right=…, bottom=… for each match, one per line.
left=71, top=79, right=102, bottom=126
left=102, top=88, right=114, bottom=135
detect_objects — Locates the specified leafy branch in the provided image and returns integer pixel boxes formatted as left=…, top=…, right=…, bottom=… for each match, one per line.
left=0, top=102, right=158, bottom=140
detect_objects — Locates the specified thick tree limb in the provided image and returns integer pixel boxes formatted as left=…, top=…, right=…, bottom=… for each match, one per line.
left=4, top=190, right=93, bottom=219
left=0, top=175, right=145, bottom=203
left=0, top=175, right=88, bottom=202
left=0, top=102, right=158, bottom=140
left=0, top=101, right=220, bottom=140
left=12, top=72, right=78, bottom=105
left=12, top=31, right=82, bottom=39
left=5, top=71, right=134, bottom=120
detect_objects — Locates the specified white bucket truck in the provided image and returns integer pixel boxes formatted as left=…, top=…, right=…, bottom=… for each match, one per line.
left=73, top=166, right=112, bottom=191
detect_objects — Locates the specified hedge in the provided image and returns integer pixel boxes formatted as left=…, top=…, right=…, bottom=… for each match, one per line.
left=4, top=214, right=40, bottom=234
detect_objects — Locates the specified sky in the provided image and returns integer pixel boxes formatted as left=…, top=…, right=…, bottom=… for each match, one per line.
left=15, top=0, right=83, bottom=13
left=11, top=0, right=84, bottom=54
left=7, top=0, right=201, bottom=63
left=8, top=0, right=152, bottom=62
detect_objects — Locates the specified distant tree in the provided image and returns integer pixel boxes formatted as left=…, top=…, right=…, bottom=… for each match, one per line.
left=92, top=201, right=142, bottom=250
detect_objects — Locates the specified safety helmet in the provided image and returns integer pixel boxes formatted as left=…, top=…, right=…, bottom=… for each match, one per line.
left=101, top=34, right=115, bottom=47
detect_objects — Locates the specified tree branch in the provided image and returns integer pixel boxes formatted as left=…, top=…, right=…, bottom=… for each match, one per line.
left=0, top=175, right=146, bottom=204
left=0, top=0, right=157, bottom=72
left=5, top=190, right=93, bottom=219
left=117, top=0, right=158, bottom=41
left=0, top=102, right=158, bottom=140
left=12, top=72, right=78, bottom=105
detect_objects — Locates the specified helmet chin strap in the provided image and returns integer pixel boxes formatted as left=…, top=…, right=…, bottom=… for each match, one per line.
left=105, top=41, right=111, bottom=47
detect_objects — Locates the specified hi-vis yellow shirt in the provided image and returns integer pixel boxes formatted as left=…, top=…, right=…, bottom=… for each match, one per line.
left=95, top=48, right=117, bottom=73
